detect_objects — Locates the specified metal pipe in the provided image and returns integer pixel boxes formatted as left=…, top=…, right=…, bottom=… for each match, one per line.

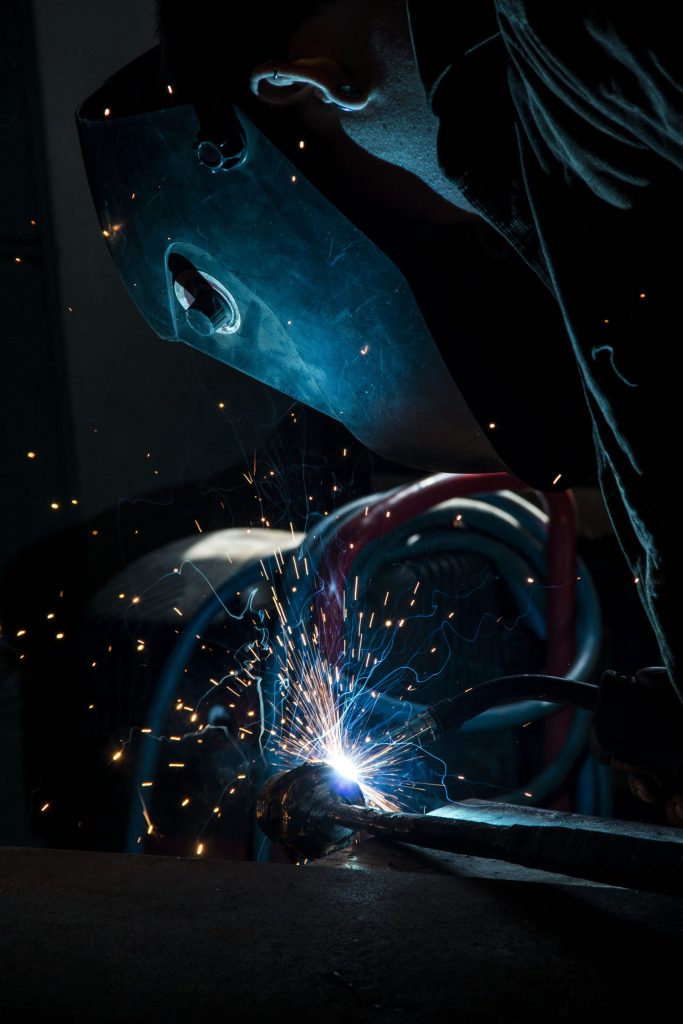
left=257, top=764, right=683, bottom=897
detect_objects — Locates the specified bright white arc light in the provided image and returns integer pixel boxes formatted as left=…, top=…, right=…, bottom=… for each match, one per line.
left=328, top=753, right=361, bottom=784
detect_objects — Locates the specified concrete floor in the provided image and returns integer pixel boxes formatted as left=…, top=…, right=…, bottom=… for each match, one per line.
left=1, top=843, right=681, bottom=1022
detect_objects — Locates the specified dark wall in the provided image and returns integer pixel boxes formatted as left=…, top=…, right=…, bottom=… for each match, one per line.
left=0, top=0, right=289, bottom=844
left=31, top=0, right=288, bottom=521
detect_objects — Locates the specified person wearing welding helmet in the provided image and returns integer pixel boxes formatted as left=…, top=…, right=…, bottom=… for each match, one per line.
left=155, top=4, right=682, bottom=733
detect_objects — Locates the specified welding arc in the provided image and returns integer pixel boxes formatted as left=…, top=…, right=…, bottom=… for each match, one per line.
left=387, top=673, right=599, bottom=745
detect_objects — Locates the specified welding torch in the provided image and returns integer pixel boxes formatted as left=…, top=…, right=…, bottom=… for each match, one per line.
left=381, top=672, right=599, bottom=746
left=384, top=667, right=683, bottom=822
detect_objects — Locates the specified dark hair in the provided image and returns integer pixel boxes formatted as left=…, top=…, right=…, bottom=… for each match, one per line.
left=155, top=1, right=324, bottom=95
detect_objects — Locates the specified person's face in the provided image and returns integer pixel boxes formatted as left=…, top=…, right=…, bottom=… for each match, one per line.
left=248, top=0, right=479, bottom=225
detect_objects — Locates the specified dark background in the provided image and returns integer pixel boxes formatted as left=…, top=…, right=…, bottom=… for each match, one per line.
left=0, top=0, right=297, bottom=846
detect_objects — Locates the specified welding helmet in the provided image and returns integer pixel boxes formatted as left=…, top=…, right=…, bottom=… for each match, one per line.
left=77, top=48, right=593, bottom=487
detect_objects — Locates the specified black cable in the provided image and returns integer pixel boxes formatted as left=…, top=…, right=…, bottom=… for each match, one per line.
left=387, top=673, right=599, bottom=745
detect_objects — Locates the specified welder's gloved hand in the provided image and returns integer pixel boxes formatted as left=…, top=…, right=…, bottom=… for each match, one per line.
left=592, top=668, right=683, bottom=827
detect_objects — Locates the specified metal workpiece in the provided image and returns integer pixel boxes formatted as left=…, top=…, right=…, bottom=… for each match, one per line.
left=256, top=764, right=365, bottom=860
left=257, top=763, right=683, bottom=895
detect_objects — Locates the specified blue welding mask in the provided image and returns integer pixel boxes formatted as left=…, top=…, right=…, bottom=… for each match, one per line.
left=77, top=48, right=593, bottom=486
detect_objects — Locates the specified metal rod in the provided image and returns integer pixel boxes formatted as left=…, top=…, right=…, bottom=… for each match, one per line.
left=257, top=764, right=683, bottom=897
left=318, top=799, right=683, bottom=897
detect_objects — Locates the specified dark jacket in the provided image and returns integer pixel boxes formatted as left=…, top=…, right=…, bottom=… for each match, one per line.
left=408, top=1, right=683, bottom=686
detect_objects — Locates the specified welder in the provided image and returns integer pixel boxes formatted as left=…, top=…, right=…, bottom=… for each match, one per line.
left=77, top=0, right=682, bottom=823
left=154, top=2, right=681, bottom=705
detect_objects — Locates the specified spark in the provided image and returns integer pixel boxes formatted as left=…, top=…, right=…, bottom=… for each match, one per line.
left=139, top=791, right=156, bottom=836
left=265, top=596, right=419, bottom=812
left=124, top=509, right=525, bottom=852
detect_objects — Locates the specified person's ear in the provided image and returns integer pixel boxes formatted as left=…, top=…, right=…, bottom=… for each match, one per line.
left=250, top=57, right=370, bottom=110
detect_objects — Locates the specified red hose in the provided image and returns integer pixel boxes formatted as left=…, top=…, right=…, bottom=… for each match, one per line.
left=317, top=473, right=577, bottom=677
left=316, top=472, right=580, bottom=808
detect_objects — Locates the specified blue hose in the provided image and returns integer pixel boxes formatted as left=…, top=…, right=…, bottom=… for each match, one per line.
left=343, top=494, right=601, bottom=734
left=124, top=560, right=266, bottom=853
left=126, top=493, right=388, bottom=855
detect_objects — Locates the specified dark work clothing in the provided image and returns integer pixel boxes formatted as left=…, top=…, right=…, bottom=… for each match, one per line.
left=407, top=2, right=682, bottom=689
